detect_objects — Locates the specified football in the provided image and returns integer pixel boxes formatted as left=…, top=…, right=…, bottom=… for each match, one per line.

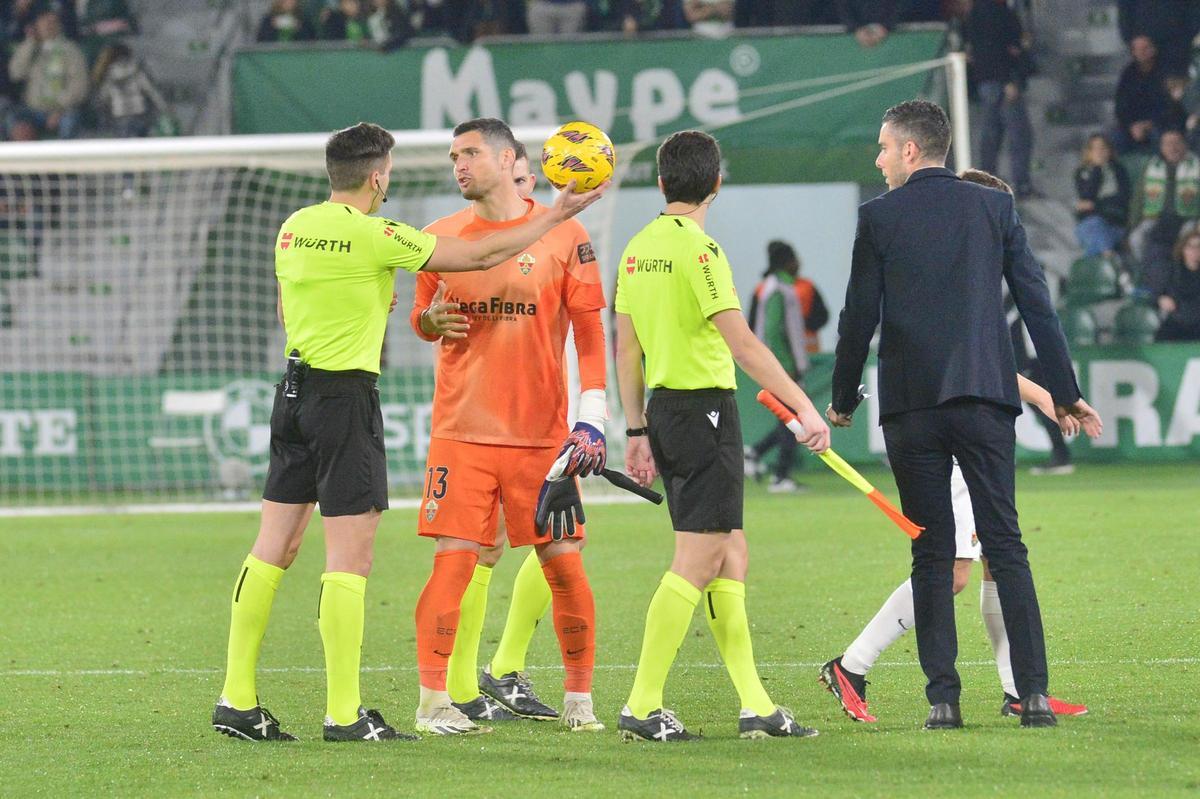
left=540, top=121, right=615, bottom=193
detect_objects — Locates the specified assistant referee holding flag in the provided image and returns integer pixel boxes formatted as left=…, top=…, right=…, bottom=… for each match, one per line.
left=614, top=130, right=829, bottom=742
left=211, top=122, right=605, bottom=742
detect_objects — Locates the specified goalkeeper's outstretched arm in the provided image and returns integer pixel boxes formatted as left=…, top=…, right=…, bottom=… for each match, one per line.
left=423, top=180, right=608, bottom=273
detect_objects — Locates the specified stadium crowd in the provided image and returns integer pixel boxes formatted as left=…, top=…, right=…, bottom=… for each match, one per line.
left=1060, top=0, right=1200, bottom=342
left=254, top=0, right=953, bottom=46
left=0, top=0, right=168, bottom=142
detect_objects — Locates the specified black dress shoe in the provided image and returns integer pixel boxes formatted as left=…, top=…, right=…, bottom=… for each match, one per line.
left=923, top=703, right=963, bottom=729
left=1020, top=693, right=1058, bottom=728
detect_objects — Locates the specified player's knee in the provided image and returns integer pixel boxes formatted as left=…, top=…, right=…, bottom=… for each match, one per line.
left=478, top=543, right=505, bottom=568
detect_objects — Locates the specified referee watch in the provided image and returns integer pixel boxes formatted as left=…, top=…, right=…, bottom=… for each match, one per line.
left=626, top=426, right=648, bottom=437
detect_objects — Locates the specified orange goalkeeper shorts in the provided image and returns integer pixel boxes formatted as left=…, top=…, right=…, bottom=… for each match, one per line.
left=417, top=437, right=585, bottom=547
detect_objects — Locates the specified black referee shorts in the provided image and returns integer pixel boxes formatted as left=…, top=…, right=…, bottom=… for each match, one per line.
left=646, top=388, right=743, bottom=533
left=262, top=368, right=389, bottom=517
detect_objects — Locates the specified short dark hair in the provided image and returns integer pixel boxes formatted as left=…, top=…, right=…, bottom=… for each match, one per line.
left=959, top=168, right=1012, bottom=194
left=513, top=139, right=528, bottom=162
left=453, top=117, right=519, bottom=158
left=657, top=130, right=721, bottom=204
left=325, top=122, right=394, bottom=191
left=766, top=240, right=798, bottom=274
left=882, top=100, right=951, bottom=161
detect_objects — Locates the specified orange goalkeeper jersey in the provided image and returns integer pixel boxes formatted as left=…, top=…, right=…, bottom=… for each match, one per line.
left=415, top=199, right=606, bottom=447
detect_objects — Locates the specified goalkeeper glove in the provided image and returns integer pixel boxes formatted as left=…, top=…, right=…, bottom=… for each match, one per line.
left=557, top=388, right=607, bottom=478
left=535, top=450, right=585, bottom=542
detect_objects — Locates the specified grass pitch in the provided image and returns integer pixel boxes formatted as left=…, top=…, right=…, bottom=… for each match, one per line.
left=2, top=463, right=1198, bottom=798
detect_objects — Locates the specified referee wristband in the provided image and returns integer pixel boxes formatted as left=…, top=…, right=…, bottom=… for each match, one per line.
left=626, top=427, right=648, bottom=437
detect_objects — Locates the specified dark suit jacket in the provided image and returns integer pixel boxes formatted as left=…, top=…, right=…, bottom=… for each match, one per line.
left=831, top=167, right=1081, bottom=420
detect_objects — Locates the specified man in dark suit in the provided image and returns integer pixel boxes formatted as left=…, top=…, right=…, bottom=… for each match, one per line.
left=828, top=100, right=1101, bottom=729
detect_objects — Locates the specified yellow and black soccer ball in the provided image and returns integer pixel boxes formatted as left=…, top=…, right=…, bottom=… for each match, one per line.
left=540, top=121, right=615, bottom=193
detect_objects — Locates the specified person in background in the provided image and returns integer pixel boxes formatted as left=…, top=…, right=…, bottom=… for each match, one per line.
left=75, top=0, right=136, bottom=61
left=1113, top=35, right=1183, bottom=154
left=1128, top=130, right=1200, bottom=295
left=1156, top=228, right=1200, bottom=342
left=618, top=0, right=685, bottom=34
left=966, top=0, right=1036, bottom=197
left=1073, top=134, right=1131, bottom=259
left=838, top=0, right=896, bottom=48
left=7, top=9, right=88, bottom=140
left=743, top=241, right=819, bottom=493
left=1117, top=0, right=1200, bottom=79
left=683, top=0, right=733, bottom=38
left=91, top=42, right=168, bottom=139
left=527, top=0, right=587, bottom=35
left=322, top=0, right=368, bottom=41
left=366, top=0, right=415, bottom=50
left=256, top=0, right=315, bottom=43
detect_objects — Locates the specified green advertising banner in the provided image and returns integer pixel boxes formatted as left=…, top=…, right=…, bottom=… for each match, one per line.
left=232, top=30, right=947, bottom=183
left=3, top=345, right=1197, bottom=500
left=737, top=346, right=1200, bottom=468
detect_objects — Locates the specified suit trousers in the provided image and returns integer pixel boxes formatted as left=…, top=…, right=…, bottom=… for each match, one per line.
left=881, top=399, right=1049, bottom=705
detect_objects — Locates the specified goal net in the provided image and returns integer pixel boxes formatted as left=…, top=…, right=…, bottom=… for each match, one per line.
left=0, top=128, right=595, bottom=510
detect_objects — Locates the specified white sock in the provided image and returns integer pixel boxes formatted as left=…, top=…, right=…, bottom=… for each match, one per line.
left=418, top=686, right=450, bottom=715
left=564, top=691, right=591, bottom=704
left=842, top=578, right=916, bottom=675
left=980, top=580, right=1017, bottom=697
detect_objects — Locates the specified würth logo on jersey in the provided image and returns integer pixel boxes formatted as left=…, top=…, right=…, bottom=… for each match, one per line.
left=517, top=252, right=535, bottom=275
left=287, top=236, right=352, bottom=253
left=629, top=257, right=673, bottom=274
left=698, top=253, right=710, bottom=264
left=280, top=232, right=293, bottom=250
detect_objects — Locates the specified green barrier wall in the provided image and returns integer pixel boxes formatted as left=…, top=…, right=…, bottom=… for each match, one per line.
left=2, top=346, right=1198, bottom=498
left=232, top=30, right=947, bottom=184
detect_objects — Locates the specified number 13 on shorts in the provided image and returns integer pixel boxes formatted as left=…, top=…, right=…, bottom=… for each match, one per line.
left=424, top=466, right=449, bottom=500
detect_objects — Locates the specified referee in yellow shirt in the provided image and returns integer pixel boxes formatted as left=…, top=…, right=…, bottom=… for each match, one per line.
left=614, top=130, right=829, bottom=742
left=212, top=122, right=605, bottom=742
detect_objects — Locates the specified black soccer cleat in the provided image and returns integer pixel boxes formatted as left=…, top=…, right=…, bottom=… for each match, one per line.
left=479, top=666, right=558, bottom=720
left=452, top=694, right=518, bottom=722
left=739, top=707, right=819, bottom=739
left=323, top=707, right=418, bottom=742
left=618, top=706, right=699, bottom=742
left=212, top=699, right=296, bottom=741
left=818, top=657, right=876, bottom=723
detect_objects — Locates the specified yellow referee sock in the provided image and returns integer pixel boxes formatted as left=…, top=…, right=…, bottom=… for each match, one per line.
left=318, top=572, right=367, bottom=726
left=705, top=578, right=775, bottom=717
left=221, top=554, right=283, bottom=710
left=447, top=564, right=492, bottom=703
left=490, top=550, right=552, bottom=676
left=626, top=571, right=700, bottom=719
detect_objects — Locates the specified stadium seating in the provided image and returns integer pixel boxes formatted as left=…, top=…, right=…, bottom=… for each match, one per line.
left=1065, top=255, right=1122, bottom=305
left=1059, top=304, right=1099, bottom=347
left=1113, top=300, right=1161, bottom=345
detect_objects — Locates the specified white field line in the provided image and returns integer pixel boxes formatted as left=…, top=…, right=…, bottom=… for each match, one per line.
left=3, top=657, right=1195, bottom=678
